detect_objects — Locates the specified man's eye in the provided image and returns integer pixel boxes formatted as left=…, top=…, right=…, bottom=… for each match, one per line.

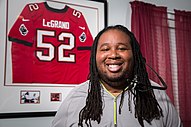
left=118, top=47, right=127, bottom=50
left=101, top=48, right=109, bottom=51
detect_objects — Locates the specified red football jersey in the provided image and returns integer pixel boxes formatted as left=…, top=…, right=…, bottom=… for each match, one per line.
left=8, top=2, right=93, bottom=84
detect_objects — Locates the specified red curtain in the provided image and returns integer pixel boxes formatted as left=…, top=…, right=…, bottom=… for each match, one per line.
left=175, top=10, right=191, bottom=127
left=130, top=1, right=174, bottom=103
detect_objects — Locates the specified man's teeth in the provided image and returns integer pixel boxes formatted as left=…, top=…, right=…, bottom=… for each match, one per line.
left=108, top=65, right=120, bottom=71
left=109, top=65, right=119, bottom=68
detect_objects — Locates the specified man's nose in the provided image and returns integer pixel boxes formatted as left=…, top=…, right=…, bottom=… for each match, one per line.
left=108, top=49, right=120, bottom=59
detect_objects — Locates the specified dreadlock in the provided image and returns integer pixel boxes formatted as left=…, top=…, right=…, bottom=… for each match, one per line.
left=78, top=25, right=163, bottom=127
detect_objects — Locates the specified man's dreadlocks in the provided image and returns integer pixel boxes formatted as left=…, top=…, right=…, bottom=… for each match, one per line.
left=78, top=25, right=163, bottom=127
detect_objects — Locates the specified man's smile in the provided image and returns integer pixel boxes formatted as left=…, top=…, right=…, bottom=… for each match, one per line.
left=106, top=62, right=123, bottom=72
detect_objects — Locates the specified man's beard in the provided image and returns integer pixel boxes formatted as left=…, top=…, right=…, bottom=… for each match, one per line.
left=98, top=71, right=128, bottom=89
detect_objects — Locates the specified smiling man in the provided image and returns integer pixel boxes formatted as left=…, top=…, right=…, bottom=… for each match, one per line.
left=96, top=28, right=134, bottom=95
left=51, top=25, right=182, bottom=127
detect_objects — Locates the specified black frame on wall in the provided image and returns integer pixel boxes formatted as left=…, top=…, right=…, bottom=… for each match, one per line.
left=0, top=0, right=107, bottom=119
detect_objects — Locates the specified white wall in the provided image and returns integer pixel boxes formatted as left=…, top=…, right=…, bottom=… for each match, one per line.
left=0, top=0, right=191, bottom=127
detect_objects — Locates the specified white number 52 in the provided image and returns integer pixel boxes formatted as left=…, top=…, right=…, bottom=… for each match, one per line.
left=36, top=30, right=75, bottom=62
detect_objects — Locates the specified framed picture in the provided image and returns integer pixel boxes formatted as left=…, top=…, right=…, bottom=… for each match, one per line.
left=50, top=93, right=62, bottom=102
left=0, top=0, right=107, bottom=118
left=20, top=91, right=40, bottom=104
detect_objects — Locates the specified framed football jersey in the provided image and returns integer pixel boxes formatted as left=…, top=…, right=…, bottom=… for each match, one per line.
left=8, top=2, right=93, bottom=84
left=0, top=0, right=107, bottom=118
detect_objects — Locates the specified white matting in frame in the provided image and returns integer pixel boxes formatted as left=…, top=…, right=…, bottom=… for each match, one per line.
left=5, top=0, right=107, bottom=87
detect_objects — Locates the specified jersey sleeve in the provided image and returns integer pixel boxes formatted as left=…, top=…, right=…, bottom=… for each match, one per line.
left=8, top=3, right=38, bottom=46
left=71, top=8, right=93, bottom=50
